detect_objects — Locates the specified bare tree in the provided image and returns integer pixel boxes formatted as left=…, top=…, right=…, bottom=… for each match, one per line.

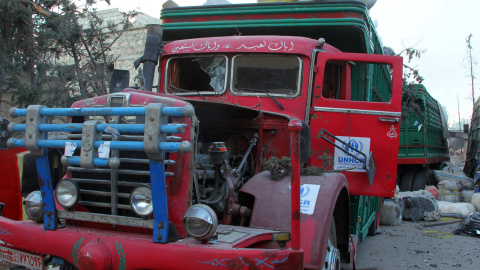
left=0, top=0, right=135, bottom=109
left=466, top=34, right=476, bottom=110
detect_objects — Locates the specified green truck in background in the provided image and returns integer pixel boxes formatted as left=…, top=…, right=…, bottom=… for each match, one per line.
left=397, top=84, right=450, bottom=191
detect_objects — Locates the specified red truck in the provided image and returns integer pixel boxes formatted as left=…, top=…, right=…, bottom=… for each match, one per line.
left=0, top=1, right=403, bottom=269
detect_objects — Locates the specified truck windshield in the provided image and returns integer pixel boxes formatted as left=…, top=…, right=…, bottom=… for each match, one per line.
left=166, top=55, right=227, bottom=93
left=232, top=55, right=302, bottom=96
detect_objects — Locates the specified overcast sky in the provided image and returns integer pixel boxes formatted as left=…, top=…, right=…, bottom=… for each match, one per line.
left=94, top=0, right=480, bottom=128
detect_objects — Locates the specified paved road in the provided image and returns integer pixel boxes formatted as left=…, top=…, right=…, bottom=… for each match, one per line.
left=355, top=219, right=479, bottom=270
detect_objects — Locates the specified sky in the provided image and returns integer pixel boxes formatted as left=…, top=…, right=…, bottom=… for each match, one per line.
left=93, top=0, right=480, bottom=128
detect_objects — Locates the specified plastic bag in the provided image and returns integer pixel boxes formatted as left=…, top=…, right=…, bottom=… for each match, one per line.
left=396, top=190, right=438, bottom=221
left=454, top=212, right=480, bottom=237
left=380, top=200, right=402, bottom=226
left=434, top=170, right=474, bottom=190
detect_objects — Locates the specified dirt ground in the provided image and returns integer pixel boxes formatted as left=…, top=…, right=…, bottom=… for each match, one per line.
left=355, top=219, right=479, bottom=270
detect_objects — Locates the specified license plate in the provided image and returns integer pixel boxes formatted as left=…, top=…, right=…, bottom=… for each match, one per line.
left=0, top=244, right=44, bottom=270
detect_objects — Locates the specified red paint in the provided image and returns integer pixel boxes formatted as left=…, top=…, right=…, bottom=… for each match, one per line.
left=240, top=171, right=348, bottom=268
left=0, top=148, right=28, bottom=221
left=0, top=218, right=304, bottom=270
left=397, top=156, right=450, bottom=165
left=288, top=119, right=302, bottom=250
left=310, top=52, right=403, bottom=197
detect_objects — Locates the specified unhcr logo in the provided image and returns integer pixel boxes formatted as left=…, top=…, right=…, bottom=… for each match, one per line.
left=343, top=139, right=363, bottom=157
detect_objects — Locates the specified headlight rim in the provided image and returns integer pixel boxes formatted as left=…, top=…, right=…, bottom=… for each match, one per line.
left=129, top=185, right=153, bottom=217
left=183, top=204, right=218, bottom=242
left=55, top=178, right=80, bottom=209
left=24, top=190, right=44, bottom=223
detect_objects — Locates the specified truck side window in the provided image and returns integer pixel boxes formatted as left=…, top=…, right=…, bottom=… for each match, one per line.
left=322, top=62, right=342, bottom=99
left=320, top=60, right=393, bottom=102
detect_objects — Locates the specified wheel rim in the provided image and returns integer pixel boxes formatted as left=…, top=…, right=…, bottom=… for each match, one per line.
left=323, top=237, right=341, bottom=270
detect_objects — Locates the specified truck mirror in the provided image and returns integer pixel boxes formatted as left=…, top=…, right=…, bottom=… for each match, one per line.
left=109, top=69, right=130, bottom=94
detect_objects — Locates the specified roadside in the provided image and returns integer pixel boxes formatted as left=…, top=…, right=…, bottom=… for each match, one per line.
left=355, top=219, right=479, bottom=270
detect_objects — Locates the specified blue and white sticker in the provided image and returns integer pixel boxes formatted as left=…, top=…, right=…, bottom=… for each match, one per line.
left=290, top=184, right=321, bottom=215
left=98, top=141, right=111, bottom=158
left=300, top=184, right=320, bottom=215
left=333, top=136, right=370, bottom=172
left=64, top=142, right=77, bottom=157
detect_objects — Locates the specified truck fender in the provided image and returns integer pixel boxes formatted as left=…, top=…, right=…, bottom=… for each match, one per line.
left=239, top=171, right=350, bottom=269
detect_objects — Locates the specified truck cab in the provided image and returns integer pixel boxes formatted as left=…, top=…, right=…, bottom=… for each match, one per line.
left=0, top=1, right=403, bottom=270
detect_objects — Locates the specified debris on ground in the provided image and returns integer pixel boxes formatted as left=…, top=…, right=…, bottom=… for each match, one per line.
left=395, top=190, right=439, bottom=222
left=454, top=212, right=480, bottom=237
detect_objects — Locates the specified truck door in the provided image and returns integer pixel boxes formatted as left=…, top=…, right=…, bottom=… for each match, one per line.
left=309, top=52, right=403, bottom=197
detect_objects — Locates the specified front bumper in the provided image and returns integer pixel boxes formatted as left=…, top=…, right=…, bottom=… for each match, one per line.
left=0, top=217, right=303, bottom=270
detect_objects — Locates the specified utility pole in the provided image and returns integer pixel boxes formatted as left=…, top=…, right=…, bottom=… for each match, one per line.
left=458, top=94, right=461, bottom=132
left=466, top=34, right=475, bottom=109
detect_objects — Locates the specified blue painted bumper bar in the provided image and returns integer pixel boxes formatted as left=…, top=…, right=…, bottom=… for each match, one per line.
left=10, top=123, right=187, bottom=135
left=8, top=139, right=188, bottom=153
left=8, top=103, right=195, bottom=244
left=11, top=106, right=192, bottom=118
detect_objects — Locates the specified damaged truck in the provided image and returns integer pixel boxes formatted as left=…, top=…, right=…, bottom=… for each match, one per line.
left=0, top=1, right=403, bottom=269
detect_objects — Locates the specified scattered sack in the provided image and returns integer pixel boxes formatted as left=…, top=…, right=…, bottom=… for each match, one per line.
left=433, top=170, right=474, bottom=190
left=425, top=185, right=439, bottom=199
left=380, top=200, right=402, bottom=226
left=472, top=193, right=480, bottom=212
left=437, top=201, right=476, bottom=217
left=461, top=190, right=475, bottom=203
left=396, top=190, right=439, bottom=221
left=442, top=164, right=463, bottom=173
left=437, top=180, right=462, bottom=203
left=454, top=212, right=480, bottom=237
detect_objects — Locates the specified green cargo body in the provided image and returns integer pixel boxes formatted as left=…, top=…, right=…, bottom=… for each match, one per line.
left=161, top=1, right=383, bottom=54
left=398, top=84, right=449, bottom=165
left=464, top=97, right=480, bottom=177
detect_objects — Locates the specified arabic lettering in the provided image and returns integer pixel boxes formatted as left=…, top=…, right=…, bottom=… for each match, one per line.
left=387, top=125, right=398, bottom=139
left=171, top=41, right=220, bottom=53
left=237, top=41, right=295, bottom=51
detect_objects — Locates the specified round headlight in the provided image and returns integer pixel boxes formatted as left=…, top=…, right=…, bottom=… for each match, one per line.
left=183, top=204, right=218, bottom=243
left=55, top=179, right=80, bottom=209
left=24, top=191, right=44, bottom=222
left=130, top=186, right=153, bottom=217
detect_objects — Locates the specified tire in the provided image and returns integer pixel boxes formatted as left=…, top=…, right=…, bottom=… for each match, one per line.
left=411, top=168, right=429, bottom=191
left=59, top=261, right=77, bottom=270
left=399, top=170, right=416, bottom=191
left=367, top=214, right=378, bottom=236
left=367, top=199, right=381, bottom=236
left=324, top=218, right=341, bottom=270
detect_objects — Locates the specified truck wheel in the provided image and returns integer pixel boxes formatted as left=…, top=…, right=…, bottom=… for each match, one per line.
left=324, top=218, right=341, bottom=270
left=59, top=261, right=77, bottom=270
left=411, top=168, right=430, bottom=191
left=399, top=170, right=416, bottom=191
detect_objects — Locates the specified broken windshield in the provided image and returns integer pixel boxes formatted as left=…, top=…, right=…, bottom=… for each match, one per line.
left=232, top=54, right=302, bottom=96
left=166, top=55, right=227, bottom=94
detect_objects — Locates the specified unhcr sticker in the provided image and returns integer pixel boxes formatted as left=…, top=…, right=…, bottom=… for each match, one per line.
left=290, top=184, right=321, bottom=215
left=333, top=136, right=370, bottom=172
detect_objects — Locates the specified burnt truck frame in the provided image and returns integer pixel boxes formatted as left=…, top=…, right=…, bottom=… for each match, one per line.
left=0, top=2, right=403, bottom=270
